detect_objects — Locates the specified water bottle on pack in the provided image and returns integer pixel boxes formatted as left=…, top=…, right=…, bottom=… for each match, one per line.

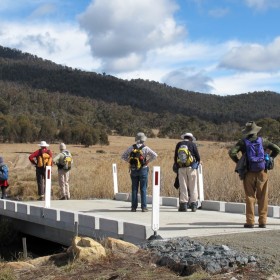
left=265, top=153, right=270, bottom=170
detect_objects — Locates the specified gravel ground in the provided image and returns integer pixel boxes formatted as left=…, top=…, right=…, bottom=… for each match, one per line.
left=193, top=229, right=280, bottom=275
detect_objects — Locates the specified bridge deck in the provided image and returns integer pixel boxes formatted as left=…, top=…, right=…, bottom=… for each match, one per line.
left=1, top=196, right=280, bottom=245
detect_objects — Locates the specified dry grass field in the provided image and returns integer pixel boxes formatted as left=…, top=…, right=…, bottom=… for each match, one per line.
left=1, top=135, right=280, bottom=205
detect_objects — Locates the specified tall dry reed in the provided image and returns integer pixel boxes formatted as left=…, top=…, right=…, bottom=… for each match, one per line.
left=1, top=136, right=280, bottom=205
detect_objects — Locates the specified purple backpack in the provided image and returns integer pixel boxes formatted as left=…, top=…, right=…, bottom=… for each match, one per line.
left=244, top=137, right=265, bottom=172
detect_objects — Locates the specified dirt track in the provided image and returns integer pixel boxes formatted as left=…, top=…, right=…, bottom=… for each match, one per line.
left=12, top=153, right=31, bottom=169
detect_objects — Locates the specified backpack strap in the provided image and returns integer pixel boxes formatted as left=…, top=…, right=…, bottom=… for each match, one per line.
left=133, top=144, right=145, bottom=149
left=0, top=164, right=6, bottom=171
left=38, top=149, right=51, bottom=158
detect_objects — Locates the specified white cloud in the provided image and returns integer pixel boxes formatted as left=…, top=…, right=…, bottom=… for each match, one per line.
left=0, top=21, right=100, bottom=71
left=148, top=42, right=216, bottom=65
left=105, top=53, right=143, bottom=72
left=78, top=0, right=186, bottom=73
left=219, top=37, right=280, bottom=72
left=162, top=68, right=214, bottom=93
left=211, top=72, right=280, bottom=95
left=245, top=0, right=280, bottom=11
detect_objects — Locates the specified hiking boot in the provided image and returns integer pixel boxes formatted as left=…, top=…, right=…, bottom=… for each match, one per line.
left=142, top=208, right=148, bottom=212
left=59, top=196, right=66, bottom=200
left=190, top=202, right=197, bottom=212
left=178, top=202, right=188, bottom=212
left=131, top=208, right=136, bottom=212
left=178, top=205, right=187, bottom=212
left=37, top=195, right=44, bottom=201
left=244, top=224, right=254, bottom=228
left=259, top=224, right=266, bottom=228
left=191, top=205, right=197, bottom=212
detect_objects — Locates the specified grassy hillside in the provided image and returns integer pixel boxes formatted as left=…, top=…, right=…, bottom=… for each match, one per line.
left=1, top=45, right=280, bottom=143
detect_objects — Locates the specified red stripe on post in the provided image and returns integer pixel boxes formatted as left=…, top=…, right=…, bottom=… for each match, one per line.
left=155, top=171, right=159, bottom=186
left=47, top=169, right=51, bottom=179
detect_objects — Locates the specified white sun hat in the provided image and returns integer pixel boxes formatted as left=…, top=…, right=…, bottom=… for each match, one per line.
left=38, top=141, right=49, bottom=147
left=181, top=132, right=196, bottom=141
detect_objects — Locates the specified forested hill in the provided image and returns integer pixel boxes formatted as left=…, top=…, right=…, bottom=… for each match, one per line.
left=0, top=45, right=280, bottom=144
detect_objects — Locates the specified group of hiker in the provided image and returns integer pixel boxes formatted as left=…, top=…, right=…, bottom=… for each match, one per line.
left=28, top=141, right=73, bottom=201
left=0, top=142, right=73, bottom=201
left=121, top=121, right=280, bottom=229
left=121, top=131, right=202, bottom=213
left=1, top=120, right=280, bottom=228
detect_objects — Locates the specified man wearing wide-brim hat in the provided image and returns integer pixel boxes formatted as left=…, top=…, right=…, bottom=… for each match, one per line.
left=29, top=141, right=53, bottom=200
left=229, top=121, right=280, bottom=229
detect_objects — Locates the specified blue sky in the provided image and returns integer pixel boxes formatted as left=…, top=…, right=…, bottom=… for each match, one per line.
left=0, top=0, right=280, bottom=96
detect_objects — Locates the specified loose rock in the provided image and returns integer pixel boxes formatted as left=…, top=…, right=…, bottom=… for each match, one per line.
left=103, top=237, right=139, bottom=256
left=139, top=237, right=257, bottom=276
left=70, top=236, right=106, bottom=262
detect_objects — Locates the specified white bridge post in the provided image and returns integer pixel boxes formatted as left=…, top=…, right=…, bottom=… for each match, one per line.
left=197, top=164, right=204, bottom=206
left=112, top=163, right=118, bottom=197
left=148, top=166, right=162, bottom=240
left=45, top=166, right=52, bottom=208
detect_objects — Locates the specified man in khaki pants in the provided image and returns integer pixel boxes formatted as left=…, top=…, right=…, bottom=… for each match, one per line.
left=174, top=132, right=201, bottom=212
left=53, top=143, right=73, bottom=200
left=229, top=121, right=280, bottom=228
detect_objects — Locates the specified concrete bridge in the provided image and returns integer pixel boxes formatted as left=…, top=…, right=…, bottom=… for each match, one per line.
left=1, top=193, right=280, bottom=246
